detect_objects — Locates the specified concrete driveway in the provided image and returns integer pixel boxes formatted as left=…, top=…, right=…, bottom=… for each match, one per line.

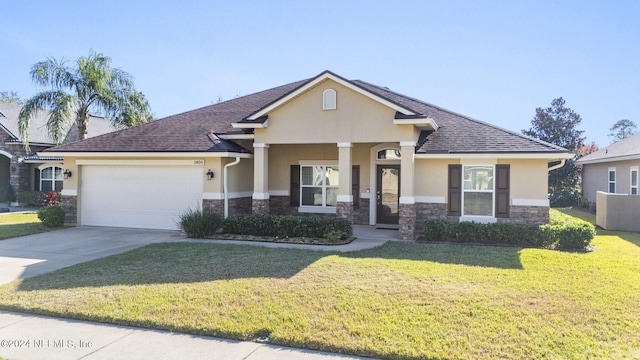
left=0, top=226, right=182, bottom=285
left=0, top=225, right=392, bottom=285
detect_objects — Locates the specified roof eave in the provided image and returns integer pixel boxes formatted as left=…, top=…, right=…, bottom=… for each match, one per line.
left=393, top=117, right=439, bottom=131
left=38, top=151, right=254, bottom=159
left=231, top=119, right=269, bottom=129
left=576, top=153, right=640, bottom=165
left=415, top=152, right=575, bottom=160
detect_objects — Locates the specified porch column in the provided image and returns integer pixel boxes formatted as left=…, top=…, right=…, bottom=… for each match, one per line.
left=252, top=143, right=270, bottom=214
left=336, top=142, right=354, bottom=223
left=399, top=141, right=416, bottom=240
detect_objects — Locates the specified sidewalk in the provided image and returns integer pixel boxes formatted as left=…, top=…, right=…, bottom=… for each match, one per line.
left=0, top=311, right=372, bottom=360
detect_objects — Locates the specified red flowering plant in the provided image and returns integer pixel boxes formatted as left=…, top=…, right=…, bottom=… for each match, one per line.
left=46, top=191, right=59, bottom=206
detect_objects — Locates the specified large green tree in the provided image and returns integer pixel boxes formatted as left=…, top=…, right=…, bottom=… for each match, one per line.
left=522, top=97, right=585, bottom=195
left=608, top=119, right=637, bottom=143
left=18, top=51, right=151, bottom=148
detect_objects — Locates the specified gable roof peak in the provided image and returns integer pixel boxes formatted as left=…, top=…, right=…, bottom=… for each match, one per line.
left=243, top=70, right=419, bottom=122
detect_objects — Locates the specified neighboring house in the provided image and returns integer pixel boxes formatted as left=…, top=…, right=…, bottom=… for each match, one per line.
left=0, top=101, right=113, bottom=201
left=576, top=132, right=640, bottom=232
left=577, top=132, right=640, bottom=203
left=43, top=71, right=572, bottom=239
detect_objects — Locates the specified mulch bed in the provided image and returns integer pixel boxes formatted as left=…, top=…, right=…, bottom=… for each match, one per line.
left=205, top=233, right=355, bottom=245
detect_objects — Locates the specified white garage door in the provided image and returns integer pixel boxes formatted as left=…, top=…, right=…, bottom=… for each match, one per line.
left=81, top=165, right=204, bottom=230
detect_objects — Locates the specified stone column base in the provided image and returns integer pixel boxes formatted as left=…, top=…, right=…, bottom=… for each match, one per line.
left=203, top=199, right=224, bottom=217
left=60, top=195, right=78, bottom=225
left=399, top=203, right=416, bottom=241
left=336, top=201, right=354, bottom=223
left=252, top=199, right=270, bottom=215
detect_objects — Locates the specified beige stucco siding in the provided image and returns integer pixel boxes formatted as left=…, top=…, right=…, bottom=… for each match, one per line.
left=225, top=157, right=253, bottom=194
left=501, top=159, right=548, bottom=201
left=414, top=159, right=455, bottom=200
left=413, top=158, right=549, bottom=203
left=267, top=143, right=371, bottom=193
left=582, top=159, right=640, bottom=203
left=255, top=79, right=416, bottom=144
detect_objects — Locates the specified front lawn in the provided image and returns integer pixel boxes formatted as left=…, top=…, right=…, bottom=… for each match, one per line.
left=0, top=210, right=638, bottom=359
left=0, top=213, right=42, bottom=240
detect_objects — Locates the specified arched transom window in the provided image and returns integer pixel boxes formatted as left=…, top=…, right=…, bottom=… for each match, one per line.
left=377, top=149, right=401, bottom=160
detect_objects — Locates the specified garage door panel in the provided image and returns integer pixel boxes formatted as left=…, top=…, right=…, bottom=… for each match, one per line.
left=81, top=165, right=203, bottom=230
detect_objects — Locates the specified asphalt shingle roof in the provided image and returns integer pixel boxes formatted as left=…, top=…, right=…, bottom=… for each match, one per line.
left=47, top=80, right=307, bottom=153
left=351, top=80, right=568, bottom=154
left=576, top=132, right=640, bottom=164
left=46, top=72, right=569, bottom=155
left=0, top=101, right=113, bottom=145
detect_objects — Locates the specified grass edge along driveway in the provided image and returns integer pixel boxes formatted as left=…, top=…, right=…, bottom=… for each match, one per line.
left=0, top=209, right=638, bottom=359
left=0, top=213, right=42, bottom=240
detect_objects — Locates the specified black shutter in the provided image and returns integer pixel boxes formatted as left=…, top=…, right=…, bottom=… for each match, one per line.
left=352, top=165, right=360, bottom=209
left=290, top=165, right=300, bottom=206
left=448, top=164, right=462, bottom=216
left=495, top=164, right=510, bottom=218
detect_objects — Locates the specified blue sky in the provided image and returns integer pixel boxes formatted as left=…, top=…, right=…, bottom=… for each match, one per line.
left=1, top=0, right=638, bottom=147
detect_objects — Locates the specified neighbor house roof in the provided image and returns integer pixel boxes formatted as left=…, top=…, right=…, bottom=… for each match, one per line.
left=0, top=101, right=113, bottom=145
left=576, top=132, right=640, bottom=165
left=45, top=71, right=570, bottom=156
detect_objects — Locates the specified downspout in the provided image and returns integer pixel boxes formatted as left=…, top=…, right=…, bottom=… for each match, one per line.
left=223, top=157, right=241, bottom=219
left=548, top=159, right=566, bottom=172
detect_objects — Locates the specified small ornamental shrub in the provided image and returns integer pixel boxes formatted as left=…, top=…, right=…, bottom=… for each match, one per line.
left=224, top=215, right=352, bottom=239
left=5, top=185, right=17, bottom=203
left=324, top=230, right=346, bottom=243
left=178, top=209, right=223, bottom=238
left=37, top=206, right=66, bottom=228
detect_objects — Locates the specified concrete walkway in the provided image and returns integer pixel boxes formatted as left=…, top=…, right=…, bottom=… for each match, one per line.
left=0, top=224, right=393, bottom=359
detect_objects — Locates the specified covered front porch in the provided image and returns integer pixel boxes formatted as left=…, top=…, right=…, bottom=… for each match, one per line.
left=248, top=141, right=419, bottom=240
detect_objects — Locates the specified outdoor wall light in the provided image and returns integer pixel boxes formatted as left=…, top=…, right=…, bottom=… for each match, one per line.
left=206, top=169, right=214, bottom=180
left=63, top=169, right=72, bottom=179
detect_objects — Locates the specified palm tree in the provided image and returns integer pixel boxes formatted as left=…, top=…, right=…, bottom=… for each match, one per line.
left=18, top=51, right=152, bottom=149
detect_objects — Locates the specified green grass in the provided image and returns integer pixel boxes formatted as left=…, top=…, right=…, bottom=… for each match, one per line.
left=0, top=212, right=42, bottom=240
left=0, top=211, right=638, bottom=359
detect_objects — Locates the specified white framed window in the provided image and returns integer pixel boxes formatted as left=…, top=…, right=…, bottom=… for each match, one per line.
left=300, top=165, right=339, bottom=208
left=608, top=168, right=616, bottom=193
left=40, top=166, right=63, bottom=192
left=322, top=89, right=337, bottom=110
left=631, top=167, right=638, bottom=195
left=462, top=165, right=494, bottom=217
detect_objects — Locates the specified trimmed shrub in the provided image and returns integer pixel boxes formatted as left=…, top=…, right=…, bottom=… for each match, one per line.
left=178, top=209, right=223, bottom=238
left=547, top=210, right=596, bottom=249
left=422, top=220, right=451, bottom=241
left=37, top=206, right=66, bottom=228
left=224, top=215, right=352, bottom=239
left=422, top=210, right=595, bottom=250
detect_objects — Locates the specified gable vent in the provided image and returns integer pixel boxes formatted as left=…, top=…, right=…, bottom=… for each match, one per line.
left=322, top=89, right=336, bottom=110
